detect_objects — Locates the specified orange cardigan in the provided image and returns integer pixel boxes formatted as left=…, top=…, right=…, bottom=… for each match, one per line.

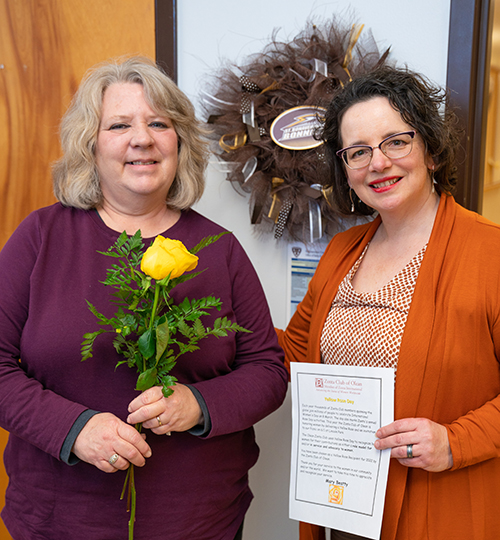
left=278, top=195, right=500, bottom=540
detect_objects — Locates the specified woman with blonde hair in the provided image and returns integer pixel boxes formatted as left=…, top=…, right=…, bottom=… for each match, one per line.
left=0, top=56, right=287, bottom=539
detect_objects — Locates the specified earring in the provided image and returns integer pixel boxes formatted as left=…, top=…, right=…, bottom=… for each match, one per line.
left=349, top=188, right=355, bottom=213
left=430, top=167, right=436, bottom=194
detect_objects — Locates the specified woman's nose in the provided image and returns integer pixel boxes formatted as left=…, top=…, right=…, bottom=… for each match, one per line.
left=131, top=124, right=154, bottom=147
left=369, top=147, right=392, bottom=171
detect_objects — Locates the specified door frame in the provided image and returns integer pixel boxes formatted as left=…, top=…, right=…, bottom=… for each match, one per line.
left=446, top=0, right=493, bottom=211
left=155, top=0, right=177, bottom=82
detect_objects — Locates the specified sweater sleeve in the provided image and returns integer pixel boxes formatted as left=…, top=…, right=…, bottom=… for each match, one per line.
left=189, top=236, right=288, bottom=438
left=276, top=273, right=316, bottom=373
left=0, top=213, right=89, bottom=460
left=447, top=398, right=500, bottom=470
left=441, top=216, right=500, bottom=470
left=446, top=275, right=500, bottom=470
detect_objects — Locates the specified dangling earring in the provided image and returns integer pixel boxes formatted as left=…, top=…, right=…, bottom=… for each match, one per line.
left=349, top=188, right=355, bottom=213
left=430, top=167, right=436, bottom=194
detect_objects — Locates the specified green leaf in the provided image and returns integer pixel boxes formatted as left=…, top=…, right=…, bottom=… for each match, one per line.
left=134, top=352, right=142, bottom=370
left=161, top=375, right=178, bottom=398
left=86, top=300, right=113, bottom=326
left=208, top=317, right=253, bottom=337
left=157, top=351, right=175, bottom=372
left=81, top=329, right=107, bottom=361
left=97, top=231, right=130, bottom=257
left=169, top=269, right=206, bottom=289
left=177, top=319, right=192, bottom=338
left=155, top=320, right=170, bottom=361
left=138, top=329, right=155, bottom=359
left=193, top=318, right=205, bottom=338
left=136, top=367, right=158, bottom=391
left=189, top=231, right=231, bottom=255
left=156, top=274, right=171, bottom=288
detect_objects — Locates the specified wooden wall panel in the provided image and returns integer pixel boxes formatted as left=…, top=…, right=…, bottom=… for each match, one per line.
left=0, top=0, right=155, bottom=248
left=0, top=1, right=155, bottom=537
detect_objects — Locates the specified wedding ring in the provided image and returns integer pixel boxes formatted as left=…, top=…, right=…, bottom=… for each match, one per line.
left=108, top=453, right=119, bottom=466
left=156, top=416, right=162, bottom=427
left=406, top=444, right=414, bottom=459
left=166, top=432, right=172, bottom=436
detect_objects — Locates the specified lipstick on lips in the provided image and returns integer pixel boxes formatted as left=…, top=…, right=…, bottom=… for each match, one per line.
left=369, top=176, right=401, bottom=192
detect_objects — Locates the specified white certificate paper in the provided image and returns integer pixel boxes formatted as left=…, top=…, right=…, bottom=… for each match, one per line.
left=289, top=363, right=394, bottom=539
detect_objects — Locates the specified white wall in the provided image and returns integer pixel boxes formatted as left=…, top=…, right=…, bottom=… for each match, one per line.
left=177, top=2, right=451, bottom=538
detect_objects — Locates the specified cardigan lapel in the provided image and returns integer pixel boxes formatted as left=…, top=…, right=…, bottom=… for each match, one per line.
left=381, top=195, right=463, bottom=540
left=395, top=195, right=459, bottom=420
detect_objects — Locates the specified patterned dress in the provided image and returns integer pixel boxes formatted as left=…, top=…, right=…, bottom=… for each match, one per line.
left=321, top=244, right=427, bottom=373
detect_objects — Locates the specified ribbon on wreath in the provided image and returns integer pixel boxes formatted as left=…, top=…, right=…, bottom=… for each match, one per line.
left=274, top=197, right=293, bottom=239
left=268, top=177, right=285, bottom=222
left=219, top=132, right=247, bottom=153
left=251, top=180, right=334, bottom=240
left=305, top=184, right=323, bottom=243
left=240, top=75, right=262, bottom=142
left=240, top=75, right=277, bottom=142
left=241, top=156, right=258, bottom=184
left=290, top=57, right=328, bottom=83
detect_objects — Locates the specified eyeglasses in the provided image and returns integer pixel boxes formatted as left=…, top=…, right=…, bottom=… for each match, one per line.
left=336, top=130, right=416, bottom=170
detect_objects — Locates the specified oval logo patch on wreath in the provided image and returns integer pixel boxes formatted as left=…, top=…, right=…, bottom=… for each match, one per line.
left=270, top=105, right=326, bottom=150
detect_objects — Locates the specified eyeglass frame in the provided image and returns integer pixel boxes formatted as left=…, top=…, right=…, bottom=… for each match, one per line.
left=336, top=130, right=417, bottom=170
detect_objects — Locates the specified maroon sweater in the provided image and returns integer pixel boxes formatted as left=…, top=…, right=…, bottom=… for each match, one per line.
left=0, top=203, right=287, bottom=539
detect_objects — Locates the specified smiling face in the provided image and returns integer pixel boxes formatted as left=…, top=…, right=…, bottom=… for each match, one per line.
left=339, top=96, right=435, bottom=218
left=95, top=82, right=178, bottom=210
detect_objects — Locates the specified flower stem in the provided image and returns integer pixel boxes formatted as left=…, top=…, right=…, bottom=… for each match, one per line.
left=128, top=465, right=136, bottom=540
left=120, top=423, right=142, bottom=540
left=149, top=283, right=161, bottom=331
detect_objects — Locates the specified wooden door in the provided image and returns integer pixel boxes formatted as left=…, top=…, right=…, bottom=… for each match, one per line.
left=0, top=1, right=155, bottom=537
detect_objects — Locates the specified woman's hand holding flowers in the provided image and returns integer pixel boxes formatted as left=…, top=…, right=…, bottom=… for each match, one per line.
left=72, top=413, right=152, bottom=473
left=127, top=384, right=203, bottom=435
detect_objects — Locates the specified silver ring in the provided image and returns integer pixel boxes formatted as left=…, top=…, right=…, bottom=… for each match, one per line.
left=406, top=444, right=414, bottom=459
left=156, top=415, right=162, bottom=427
left=108, top=453, right=119, bottom=466
left=166, top=431, right=172, bottom=436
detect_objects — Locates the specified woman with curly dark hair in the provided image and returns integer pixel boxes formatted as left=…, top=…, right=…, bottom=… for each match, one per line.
left=278, top=66, right=500, bottom=540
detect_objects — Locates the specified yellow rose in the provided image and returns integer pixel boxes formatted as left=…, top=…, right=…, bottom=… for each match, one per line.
left=141, top=236, right=198, bottom=280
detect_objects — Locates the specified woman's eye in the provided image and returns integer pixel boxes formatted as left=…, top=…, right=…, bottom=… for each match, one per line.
left=109, top=123, right=129, bottom=130
left=387, top=138, right=409, bottom=148
left=150, top=121, right=169, bottom=129
left=351, top=148, right=369, bottom=159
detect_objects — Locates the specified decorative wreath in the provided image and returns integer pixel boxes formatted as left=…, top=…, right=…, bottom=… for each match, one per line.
left=201, top=18, right=390, bottom=242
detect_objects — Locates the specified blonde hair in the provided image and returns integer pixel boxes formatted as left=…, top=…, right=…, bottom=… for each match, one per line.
left=53, top=56, right=208, bottom=210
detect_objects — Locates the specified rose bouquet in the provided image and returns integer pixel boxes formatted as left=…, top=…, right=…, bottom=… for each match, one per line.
left=81, top=230, right=249, bottom=539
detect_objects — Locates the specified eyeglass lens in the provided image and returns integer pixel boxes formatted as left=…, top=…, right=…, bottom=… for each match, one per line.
left=342, top=132, right=414, bottom=169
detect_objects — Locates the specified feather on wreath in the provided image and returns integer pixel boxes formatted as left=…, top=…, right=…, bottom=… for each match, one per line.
left=201, top=18, right=390, bottom=242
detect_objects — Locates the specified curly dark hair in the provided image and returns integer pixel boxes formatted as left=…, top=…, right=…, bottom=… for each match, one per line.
left=321, top=65, right=461, bottom=215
